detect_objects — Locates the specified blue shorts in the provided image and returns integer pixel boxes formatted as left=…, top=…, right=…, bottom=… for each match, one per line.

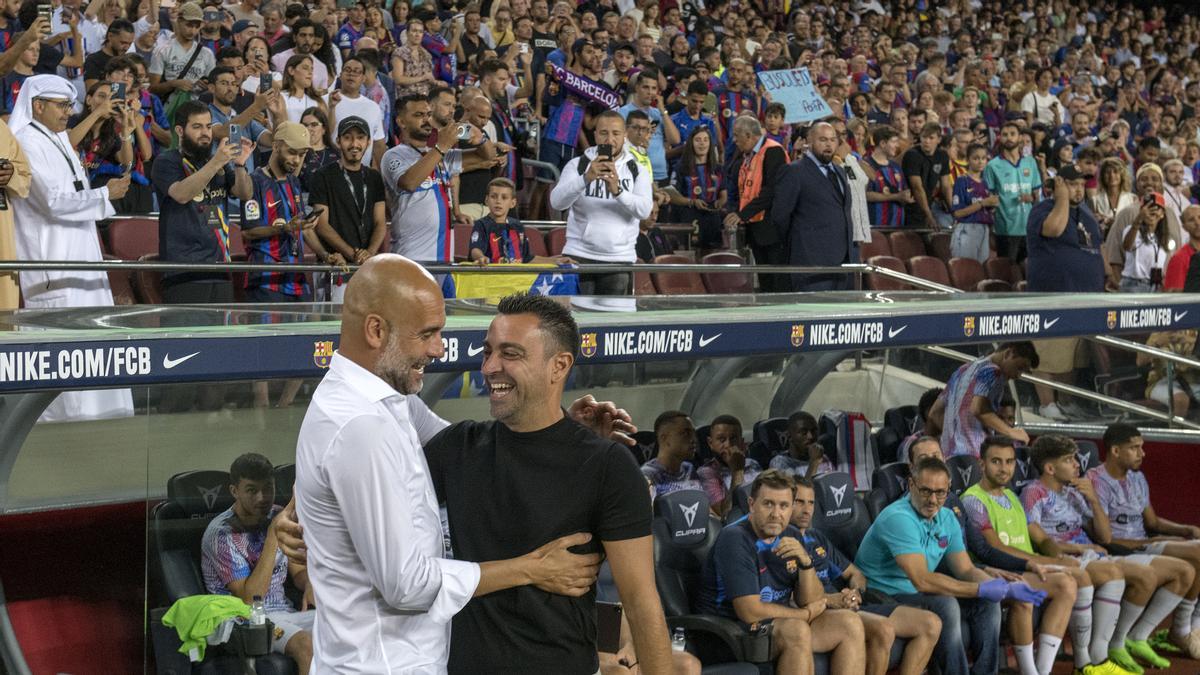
left=537, top=137, right=577, bottom=183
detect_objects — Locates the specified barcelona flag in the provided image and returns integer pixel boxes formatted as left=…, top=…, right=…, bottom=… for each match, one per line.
left=441, top=263, right=580, bottom=301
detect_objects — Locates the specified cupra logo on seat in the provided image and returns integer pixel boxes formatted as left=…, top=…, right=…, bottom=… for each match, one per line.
left=679, top=501, right=699, bottom=528
left=830, top=484, right=847, bottom=508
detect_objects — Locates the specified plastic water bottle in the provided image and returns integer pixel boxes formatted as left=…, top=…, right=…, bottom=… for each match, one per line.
left=671, top=627, right=686, bottom=652
left=250, top=596, right=266, bottom=626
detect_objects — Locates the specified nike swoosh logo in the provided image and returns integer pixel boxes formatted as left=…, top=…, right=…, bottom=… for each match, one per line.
left=887, top=325, right=907, bottom=339
left=162, top=352, right=200, bottom=369
left=1176, top=311, right=1189, bottom=322
left=1043, top=317, right=1060, bottom=329
left=698, top=334, right=721, bottom=347
left=467, top=343, right=484, bottom=357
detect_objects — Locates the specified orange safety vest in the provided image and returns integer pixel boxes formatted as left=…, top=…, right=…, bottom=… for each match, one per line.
left=738, top=137, right=787, bottom=222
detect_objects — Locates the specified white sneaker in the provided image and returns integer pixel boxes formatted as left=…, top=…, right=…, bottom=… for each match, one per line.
left=1039, top=402, right=1069, bottom=421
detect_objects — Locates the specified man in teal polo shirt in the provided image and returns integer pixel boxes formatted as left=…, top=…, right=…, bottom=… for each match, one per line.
left=983, top=122, right=1042, bottom=262
left=855, top=456, right=1044, bottom=675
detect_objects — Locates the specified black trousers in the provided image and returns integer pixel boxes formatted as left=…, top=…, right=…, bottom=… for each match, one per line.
left=749, top=242, right=790, bottom=293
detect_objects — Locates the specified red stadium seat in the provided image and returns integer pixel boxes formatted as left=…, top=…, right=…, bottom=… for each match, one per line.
left=947, top=257, right=986, bottom=291
left=906, top=255, right=951, bottom=286
left=452, top=223, right=472, bottom=262
left=633, top=270, right=656, bottom=295
left=866, top=255, right=912, bottom=291
left=106, top=217, right=159, bottom=260
left=104, top=255, right=135, bottom=305
left=651, top=254, right=706, bottom=294
left=228, top=225, right=245, bottom=259
left=976, top=279, right=1012, bottom=293
left=701, top=252, right=754, bottom=294
left=546, top=227, right=567, bottom=256
left=927, top=232, right=952, bottom=262
left=860, top=230, right=891, bottom=260
left=134, top=254, right=164, bottom=304
left=888, top=230, right=925, bottom=261
left=525, top=228, right=548, bottom=257
left=985, top=257, right=1023, bottom=285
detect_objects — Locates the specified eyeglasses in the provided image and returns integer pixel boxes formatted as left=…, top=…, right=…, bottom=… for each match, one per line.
left=34, top=98, right=73, bottom=110
left=915, top=486, right=949, bottom=500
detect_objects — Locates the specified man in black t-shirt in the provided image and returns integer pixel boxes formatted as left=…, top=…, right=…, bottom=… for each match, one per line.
left=82, top=19, right=134, bottom=89
left=151, top=100, right=253, bottom=303
left=424, top=294, right=672, bottom=675
left=789, top=477, right=941, bottom=675
left=901, top=123, right=952, bottom=230
left=310, top=116, right=386, bottom=301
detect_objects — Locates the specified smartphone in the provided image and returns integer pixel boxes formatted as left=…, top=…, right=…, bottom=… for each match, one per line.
left=519, top=42, right=529, bottom=54
left=202, top=9, right=220, bottom=22
left=259, top=74, right=273, bottom=94
left=228, top=123, right=243, bottom=153
left=456, top=124, right=471, bottom=141
left=596, top=143, right=613, bottom=161
left=36, top=3, right=51, bottom=28
left=110, top=81, right=126, bottom=103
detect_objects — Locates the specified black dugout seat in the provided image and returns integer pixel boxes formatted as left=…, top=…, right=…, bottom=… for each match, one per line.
left=810, top=472, right=871, bottom=559
left=273, top=463, right=295, bottom=506
left=947, top=455, right=982, bottom=496
left=866, top=462, right=910, bottom=520
left=652, top=490, right=772, bottom=666
left=1074, top=439, right=1102, bottom=476
left=724, top=483, right=753, bottom=525
left=752, top=417, right=789, bottom=459
left=883, top=405, right=918, bottom=435
left=1009, top=445, right=1035, bottom=494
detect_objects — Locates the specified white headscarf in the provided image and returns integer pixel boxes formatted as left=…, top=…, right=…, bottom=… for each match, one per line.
left=9, top=74, right=76, bottom=137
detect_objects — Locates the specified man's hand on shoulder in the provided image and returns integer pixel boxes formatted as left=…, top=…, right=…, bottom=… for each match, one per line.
left=568, top=394, right=637, bottom=446
left=275, top=498, right=307, bottom=564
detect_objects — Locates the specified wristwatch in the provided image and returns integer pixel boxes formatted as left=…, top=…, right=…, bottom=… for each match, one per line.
left=612, top=186, right=623, bottom=197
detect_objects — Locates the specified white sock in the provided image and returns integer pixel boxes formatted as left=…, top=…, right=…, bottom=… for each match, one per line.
left=1112, top=599, right=1144, bottom=649
left=1173, top=597, right=1197, bottom=638
left=1015, top=642, right=1037, bottom=675
left=1092, top=579, right=1125, bottom=663
left=1037, top=634, right=1063, bottom=675
left=1131, top=587, right=1185, bottom=641
left=1071, top=585, right=1095, bottom=668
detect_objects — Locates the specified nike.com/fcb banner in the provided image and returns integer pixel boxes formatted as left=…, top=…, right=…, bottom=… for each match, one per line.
left=440, top=263, right=580, bottom=301
left=756, top=68, right=833, bottom=124
left=546, top=63, right=622, bottom=110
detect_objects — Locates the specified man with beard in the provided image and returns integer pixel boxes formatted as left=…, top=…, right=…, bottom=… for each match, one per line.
left=713, top=59, right=763, bottom=155
left=152, top=99, right=253, bottom=303
left=205, top=66, right=275, bottom=173
left=310, top=116, right=387, bottom=302
left=81, top=19, right=134, bottom=90
left=326, top=55, right=386, bottom=170
left=1104, top=164, right=1182, bottom=289
left=240, top=121, right=333, bottom=303
left=983, top=122, right=1042, bottom=261
left=270, top=19, right=329, bottom=92
left=201, top=453, right=315, bottom=675
left=286, top=261, right=651, bottom=672
left=148, top=2, right=216, bottom=99
left=381, top=94, right=492, bottom=263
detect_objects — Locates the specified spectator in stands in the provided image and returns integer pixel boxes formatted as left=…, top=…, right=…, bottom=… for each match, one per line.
left=668, top=80, right=719, bottom=164
left=928, top=342, right=1038, bottom=457
left=1023, top=435, right=1193, bottom=673
left=1089, top=158, right=1138, bottom=234
left=148, top=2, right=216, bottom=99
left=640, top=409, right=702, bottom=497
left=696, top=470, right=867, bottom=674
left=669, top=126, right=725, bottom=250
left=206, top=65, right=276, bottom=175
left=772, top=121, right=857, bottom=291
left=854, top=455, right=1034, bottom=675
left=769, top=411, right=833, bottom=480
left=468, top=177, right=567, bottom=265
left=619, top=67, right=678, bottom=187
left=550, top=110, right=653, bottom=296
left=622, top=108, right=653, bottom=177
left=382, top=93, right=490, bottom=263
left=729, top=115, right=789, bottom=292
left=1162, top=159, right=1192, bottom=223
left=201, top=453, right=314, bottom=675
left=635, top=201, right=674, bottom=263
left=326, top=56, right=387, bottom=171
left=81, top=19, right=134, bottom=91
left=984, top=122, right=1042, bottom=261
left=1164, top=205, right=1200, bottom=291
left=1090, top=423, right=1200, bottom=656
left=698, top=413, right=762, bottom=518
left=960, top=435, right=1120, bottom=675
left=1118, top=192, right=1170, bottom=292
left=0, top=35, right=38, bottom=119
left=285, top=260, right=654, bottom=672
left=789, top=476, right=942, bottom=675
left=152, top=99, right=253, bottom=303
left=270, top=19, right=329, bottom=92
left=1104, top=164, right=1183, bottom=289
left=950, top=143, right=999, bottom=262
left=865, top=125, right=910, bottom=229
left=901, top=122, right=952, bottom=231
left=309, top=115, right=387, bottom=301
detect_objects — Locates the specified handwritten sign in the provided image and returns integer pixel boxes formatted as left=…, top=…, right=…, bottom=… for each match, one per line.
left=756, top=68, right=833, bottom=124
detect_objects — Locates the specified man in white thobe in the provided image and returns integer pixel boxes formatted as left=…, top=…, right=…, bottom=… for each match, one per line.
left=10, top=74, right=133, bottom=422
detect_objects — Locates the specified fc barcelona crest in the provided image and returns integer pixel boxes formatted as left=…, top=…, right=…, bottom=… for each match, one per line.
left=963, top=316, right=976, bottom=337
left=791, top=324, right=805, bottom=347
left=1107, top=311, right=1117, bottom=329
left=580, top=332, right=598, bottom=358
left=313, top=341, right=334, bottom=368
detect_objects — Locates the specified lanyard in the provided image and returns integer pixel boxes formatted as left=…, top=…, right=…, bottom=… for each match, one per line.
left=341, top=165, right=369, bottom=244
left=182, top=156, right=231, bottom=261
left=31, top=123, right=84, bottom=191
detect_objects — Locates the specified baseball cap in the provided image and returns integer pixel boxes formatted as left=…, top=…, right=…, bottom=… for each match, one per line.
left=273, top=121, right=312, bottom=150
left=1057, top=164, right=1086, bottom=181
left=337, top=115, right=370, bottom=138
left=178, top=2, right=203, bottom=22
left=231, top=19, right=255, bottom=34
left=1142, top=192, right=1166, bottom=209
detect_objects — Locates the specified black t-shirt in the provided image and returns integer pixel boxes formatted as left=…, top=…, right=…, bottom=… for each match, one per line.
left=308, top=162, right=383, bottom=250
left=900, top=146, right=950, bottom=227
left=425, top=416, right=651, bottom=675
left=151, top=148, right=236, bottom=284
left=82, top=49, right=113, bottom=82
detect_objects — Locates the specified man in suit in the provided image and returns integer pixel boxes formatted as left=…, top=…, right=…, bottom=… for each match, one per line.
left=771, top=121, right=857, bottom=291
left=724, top=115, right=790, bottom=292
